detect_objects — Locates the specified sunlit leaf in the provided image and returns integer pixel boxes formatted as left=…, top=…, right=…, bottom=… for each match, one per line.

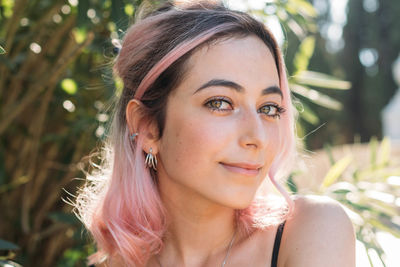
left=287, top=18, right=306, bottom=39
left=321, top=155, right=353, bottom=189
left=293, top=36, right=315, bottom=74
left=61, top=78, right=78, bottom=95
left=2, top=0, right=14, bottom=18
left=357, top=167, right=400, bottom=181
left=328, top=181, right=358, bottom=193
left=323, top=143, right=335, bottom=165
left=115, top=76, right=124, bottom=97
left=295, top=120, right=305, bottom=141
left=290, top=84, right=343, bottom=110
left=286, top=174, right=298, bottom=193
left=366, top=247, right=386, bottom=267
left=0, top=176, right=29, bottom=194
left=125, top=4, right=135, bottom=16
left=298, top=101, right=319, bottom=125
left=0, top=46, right=5, bottom=54
left=369, top=136, right=378, bottom=166
left=288, top=0, right=317, bottom=18
left=72, top=28, right=87, bottom=44
left=377, top=137, right=391, bottom=166
left=275, top=9, right=289, bottom=21
left=293, top=71, right=351, bottom=90
left=368, top=218, right=400, bottom=238
left=365, top=198, right=398, bottom=218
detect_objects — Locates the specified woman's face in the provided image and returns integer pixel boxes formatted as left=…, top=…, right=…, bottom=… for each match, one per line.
left=156, top=35, right=283, bottom=209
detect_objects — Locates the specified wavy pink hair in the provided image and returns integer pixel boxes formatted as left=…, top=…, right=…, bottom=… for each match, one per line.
left=75, top=2, right=297, bottom=266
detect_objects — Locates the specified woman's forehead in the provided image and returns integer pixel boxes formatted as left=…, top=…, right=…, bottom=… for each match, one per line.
left=178, top=36, right=280, bottom=94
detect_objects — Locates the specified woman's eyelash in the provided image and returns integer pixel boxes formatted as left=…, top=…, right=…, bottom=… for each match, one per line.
left=258, top=104, right=286, bottom=119
left=204, top=97, right=286, bottom=119
left=204, top=97, right=233, bottom=111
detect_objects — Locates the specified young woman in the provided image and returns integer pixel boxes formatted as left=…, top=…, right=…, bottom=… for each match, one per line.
left=75, top=1, right=356, bottom=266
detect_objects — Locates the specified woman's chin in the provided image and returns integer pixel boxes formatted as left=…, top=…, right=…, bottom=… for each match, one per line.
left=215, top=195, right=255, bottom=210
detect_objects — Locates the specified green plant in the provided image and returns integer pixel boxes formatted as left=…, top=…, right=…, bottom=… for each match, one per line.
left=289, top=137, right=400, bottom=266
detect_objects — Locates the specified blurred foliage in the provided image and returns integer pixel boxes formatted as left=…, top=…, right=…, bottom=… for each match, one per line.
left=0, top=0, right=139, bottom=265
left=289, top=137, right=400, bottom=266
left=304, top=0, right=400, bottom=148
left=1, top=0, right=394, bottom=266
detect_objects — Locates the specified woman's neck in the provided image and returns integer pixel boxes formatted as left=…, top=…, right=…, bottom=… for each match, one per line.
left=157, top=178, right=237, bottom=266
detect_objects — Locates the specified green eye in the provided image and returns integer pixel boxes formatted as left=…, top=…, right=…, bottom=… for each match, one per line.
left=205, top=97, right=233, bottom=111
left=258, top=104, right=285, bottom=119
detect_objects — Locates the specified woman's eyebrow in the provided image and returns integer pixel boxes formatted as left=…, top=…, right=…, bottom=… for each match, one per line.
left=193, top=78, right=283, bottom=98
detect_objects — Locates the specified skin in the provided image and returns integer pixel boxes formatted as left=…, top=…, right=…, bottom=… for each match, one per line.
left=126, top=36, right=356, bottom=267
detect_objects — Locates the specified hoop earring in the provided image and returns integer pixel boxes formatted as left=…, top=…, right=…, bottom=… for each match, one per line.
left=129, top=132, right=139, bottom=141
left=145, top=148, right=157, bottom=170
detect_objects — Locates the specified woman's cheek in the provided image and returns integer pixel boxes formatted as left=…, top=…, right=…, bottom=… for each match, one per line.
left=179, top=116, right=233, bottom=159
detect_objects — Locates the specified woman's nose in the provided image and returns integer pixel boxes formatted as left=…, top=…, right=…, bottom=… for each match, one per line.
left=237, top=109, right=268, bottom=150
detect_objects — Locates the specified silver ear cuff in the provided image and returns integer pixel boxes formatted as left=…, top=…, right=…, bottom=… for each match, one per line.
left=145, top=147, right=157, bottom=170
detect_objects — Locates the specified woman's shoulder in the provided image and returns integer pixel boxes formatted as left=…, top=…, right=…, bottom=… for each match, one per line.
left=279, top=194, right=356, bottom=267
left=290, top=194, right=351, bottom=219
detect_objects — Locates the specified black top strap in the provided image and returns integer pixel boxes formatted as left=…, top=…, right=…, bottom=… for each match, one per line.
left=271, top=220, right=286, bottom=267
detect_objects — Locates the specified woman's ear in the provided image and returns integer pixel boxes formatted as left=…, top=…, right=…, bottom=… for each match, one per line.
left=126, top=99, right=143, bottom=134
left=126, top=99, right=160, bottom=154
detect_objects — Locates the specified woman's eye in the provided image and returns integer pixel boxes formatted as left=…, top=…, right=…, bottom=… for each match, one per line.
left=205, top=98, right=233, bottom=111
left=258, top=104, right=285, bottom=119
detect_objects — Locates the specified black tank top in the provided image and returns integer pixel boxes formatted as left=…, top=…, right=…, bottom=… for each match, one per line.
left=271, top=220, right=286, bottom=267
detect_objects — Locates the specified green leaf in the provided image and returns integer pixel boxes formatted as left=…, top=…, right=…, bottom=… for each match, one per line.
left=288, top=0, right=318, bottom=18
left=377, top=137, right=391, bottom=166
left=323, top=143, right=335, bottom=165
left=72, top=28, right=87, bottom=44
left=1, top=0, right=14, bottom=18
left=115, top=76, right=124, bottom=97
left=0, top=239, right=19, bottom=250
left=321, top=155, right=353, bottom=189
left=286, top=174, right=298, bottom=193
left=369, top=136, right=378, bottom=167
left=61, top=79, right=78, bottom=95
left=0, top=176, right=30, bottom=194
left=125, top=4, right=135, bottom=16
left=293, top=36, right=315, bottom=74
left=290, top=84, right=343, bottom=110
left=293, top=71, right=351, bottom=90
left=0, top=46, right=5, bottom=54
left=298, top=101, right=319, bottom=125
left=368, top=218, right=400, bottom=238
left=286, top=18, right=306, bottom=39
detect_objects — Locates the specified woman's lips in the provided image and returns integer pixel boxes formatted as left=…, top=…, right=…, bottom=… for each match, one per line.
left=219, top=162, right=261, bottom=176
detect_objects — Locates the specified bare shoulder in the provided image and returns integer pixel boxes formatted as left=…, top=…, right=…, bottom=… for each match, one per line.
left=280, top=195, right=356, bottom=267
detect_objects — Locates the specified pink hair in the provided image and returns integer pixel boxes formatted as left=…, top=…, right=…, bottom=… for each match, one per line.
left=75, top=3, right=297, bottom=266
left=134, top=23, right=236, bottom=99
